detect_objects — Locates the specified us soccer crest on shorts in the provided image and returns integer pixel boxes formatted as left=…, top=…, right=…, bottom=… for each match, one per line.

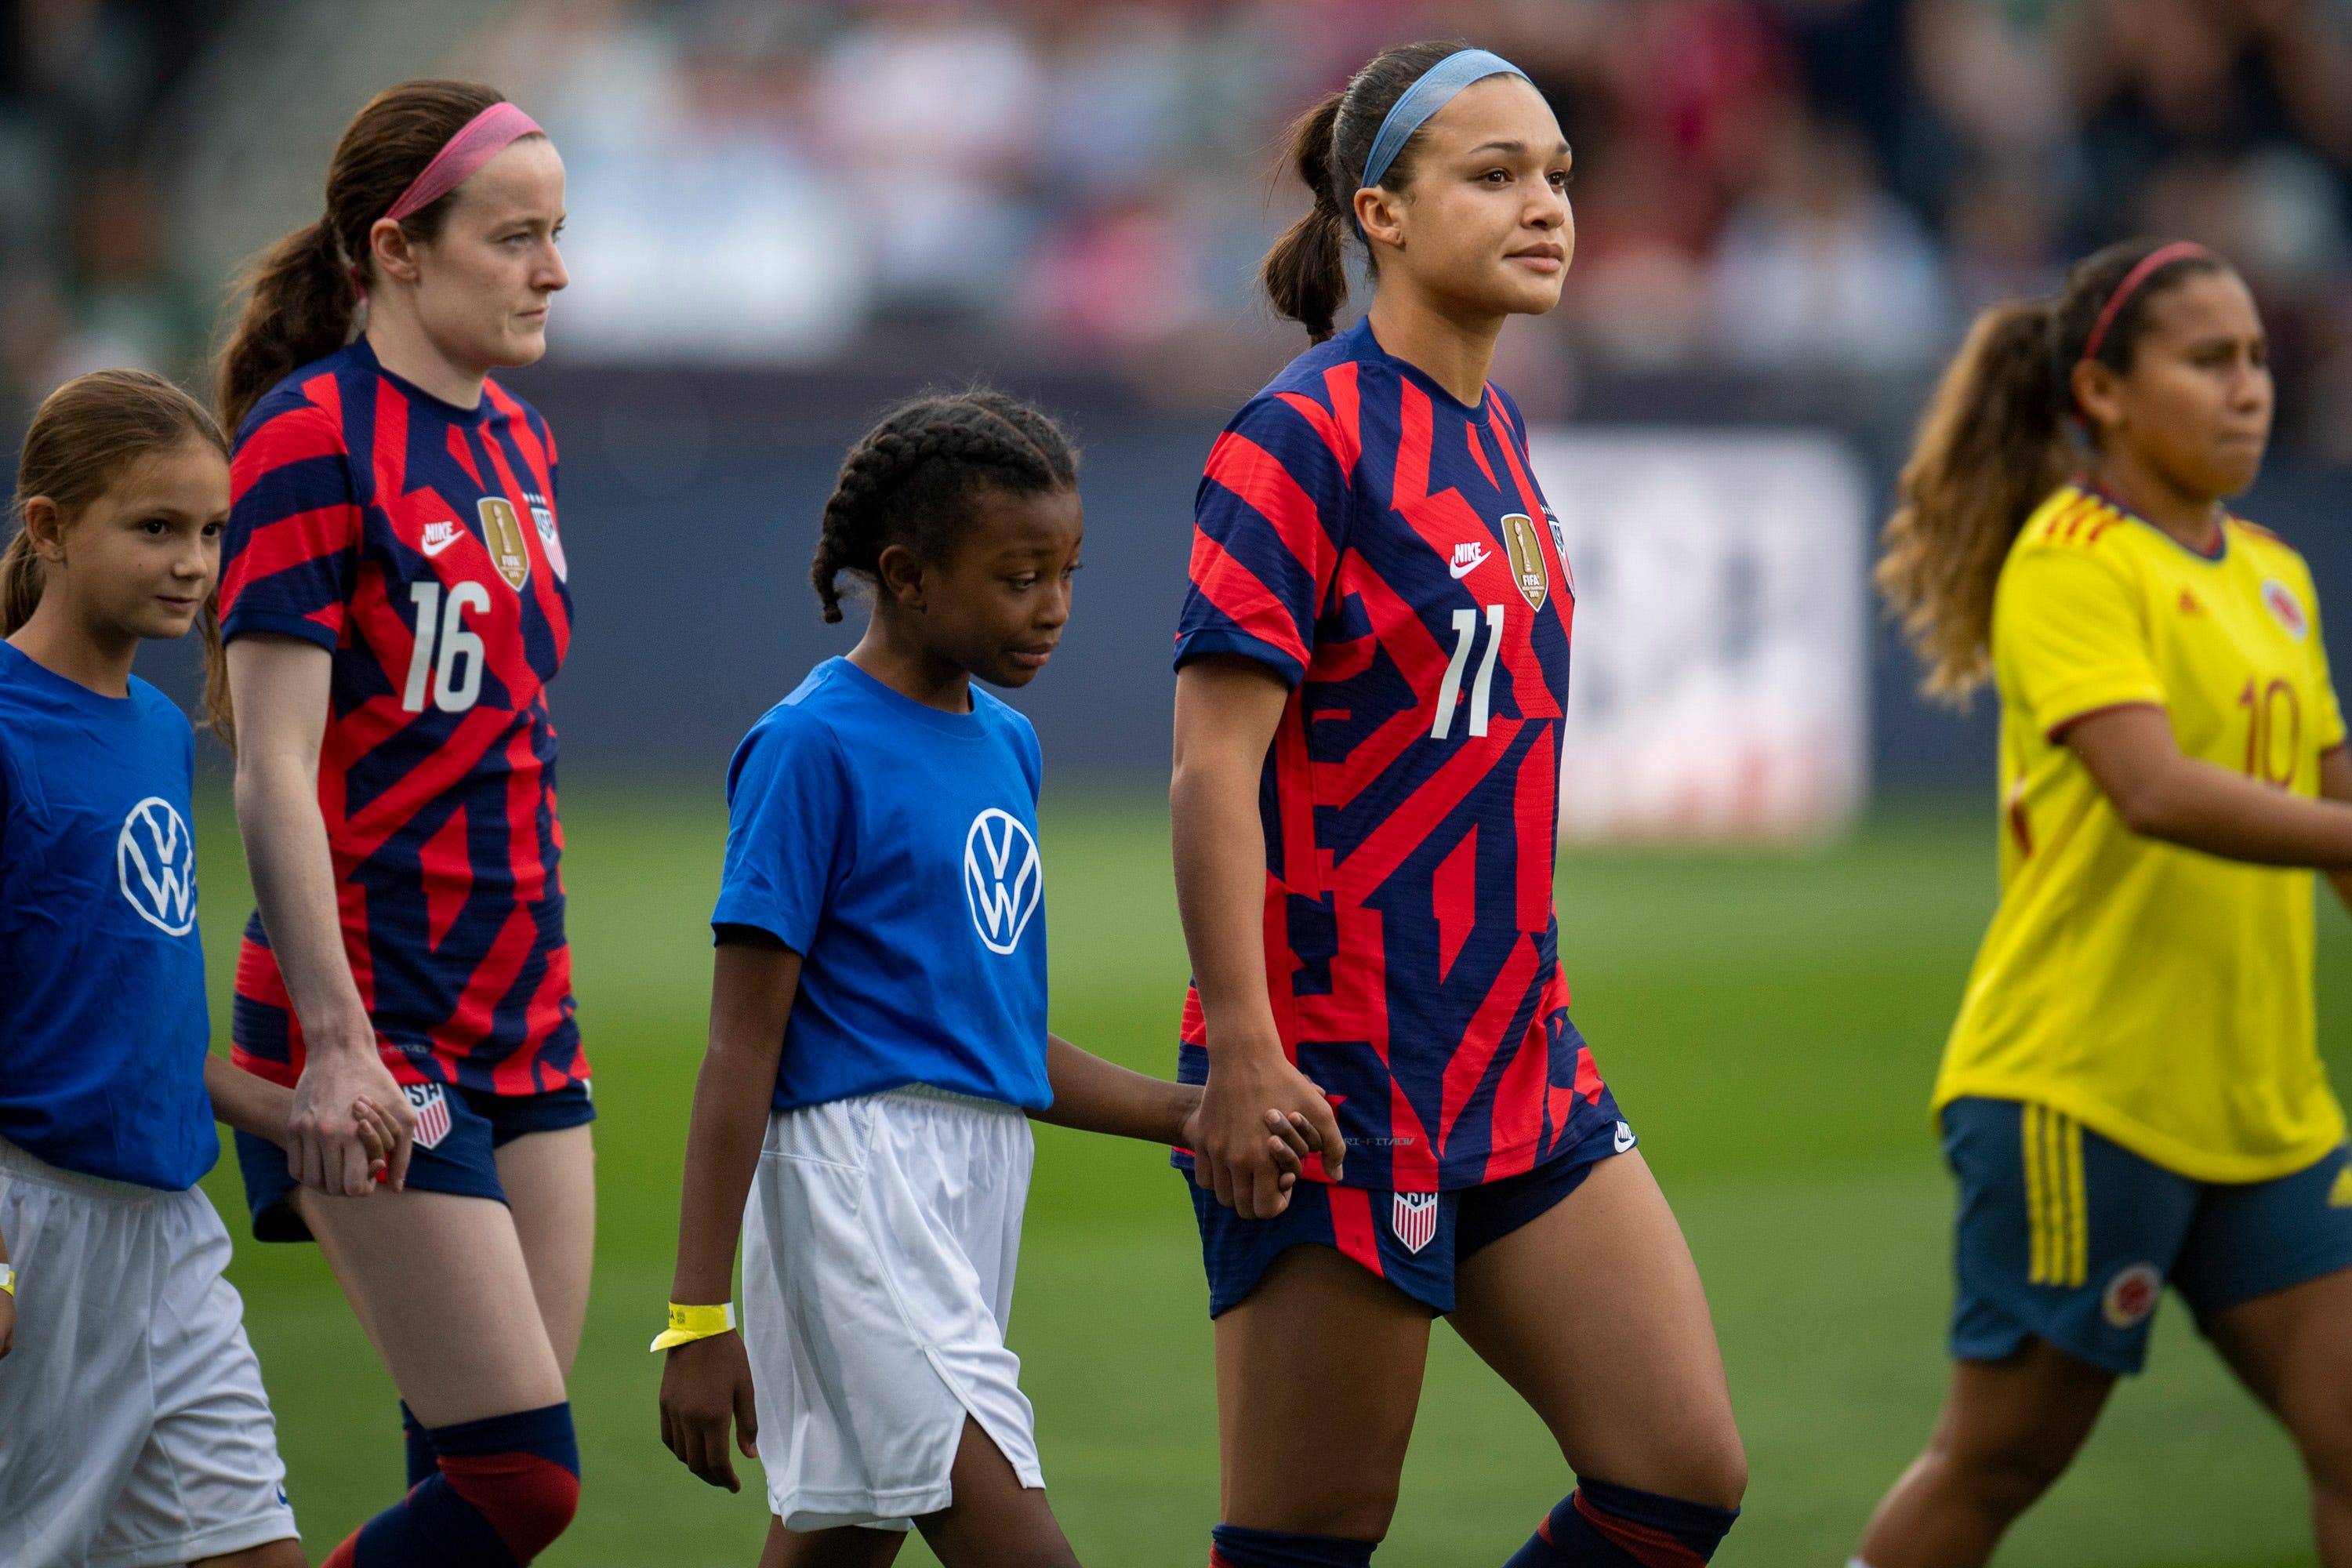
left=1392, top=1192, right=1438, bottom=1254
left=405, top=1083, right=453, bottom=1150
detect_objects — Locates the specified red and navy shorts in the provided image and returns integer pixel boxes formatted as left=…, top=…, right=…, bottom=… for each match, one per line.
left=235, top=1080, right=595, bottom=1243
left=1185, top=1115, right=1635, bottom=1316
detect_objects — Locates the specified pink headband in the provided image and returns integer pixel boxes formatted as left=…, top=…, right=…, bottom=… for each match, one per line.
left=384, top=101, right=543, bottom=223
left=2080, top=241, right=2212, bottom=365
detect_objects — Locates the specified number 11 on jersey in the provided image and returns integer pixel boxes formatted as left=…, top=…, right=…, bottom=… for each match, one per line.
left=1433, top=604, right=1506, bottom=739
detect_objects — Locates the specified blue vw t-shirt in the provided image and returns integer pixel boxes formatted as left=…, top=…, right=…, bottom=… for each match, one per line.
left=0, top=640, right=215, bottom=1189
left=713, top=657, right=1051, bottom=1112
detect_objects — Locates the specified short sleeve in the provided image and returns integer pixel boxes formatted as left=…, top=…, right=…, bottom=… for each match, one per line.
left=1174, top=392, right=1352, bottom=687
left=2308, top=578, right=2347, bottom=754
left=220, top=402, right=363, bottom=651
left=711, top=712, right=852, bottom=953
left=1994, top=545, right=2165, bottom=738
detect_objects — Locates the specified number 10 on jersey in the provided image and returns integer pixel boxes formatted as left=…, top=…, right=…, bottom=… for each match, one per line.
left=1433, top=604, right=1507, bottom=739
left=402, top=580, right=490, bottom=713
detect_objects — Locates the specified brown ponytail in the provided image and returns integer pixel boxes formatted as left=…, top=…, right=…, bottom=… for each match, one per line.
left=6, top=368, right=230, bottom=720
left=1260, top=38, right=1471, bottom=341
left=1877, top=238, right=2230, bottom=701
left=216, top=79, right=512, bottom=436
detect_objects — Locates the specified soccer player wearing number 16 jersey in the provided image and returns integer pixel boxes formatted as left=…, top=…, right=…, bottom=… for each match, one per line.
left=1169, top=41, right=1743, bottom=1568
left=214, top=82, right=586, bottom=1568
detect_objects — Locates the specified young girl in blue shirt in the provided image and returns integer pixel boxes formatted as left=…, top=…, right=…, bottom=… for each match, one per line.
left=656, top=390, right=1314, bottom=1566
left=0, top=369, right=397, bottom=1567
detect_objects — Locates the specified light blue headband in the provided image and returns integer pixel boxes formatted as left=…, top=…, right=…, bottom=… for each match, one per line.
left=1359, top=48, right=1530, bottom=191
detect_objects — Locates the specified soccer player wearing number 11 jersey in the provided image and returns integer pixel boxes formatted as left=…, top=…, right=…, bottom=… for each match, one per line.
left=1169, top=39, right=1744, bottom=1568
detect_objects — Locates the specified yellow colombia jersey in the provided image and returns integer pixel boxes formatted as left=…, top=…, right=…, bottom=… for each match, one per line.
left=1935, top=482, right=2349, bottom=1182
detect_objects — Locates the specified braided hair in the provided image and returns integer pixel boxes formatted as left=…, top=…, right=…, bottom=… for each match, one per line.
left=811, top=390, right=1079, bottom=624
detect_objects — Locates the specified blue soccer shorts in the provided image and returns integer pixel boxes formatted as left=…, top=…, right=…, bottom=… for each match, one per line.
left=1944, top=1095, right=2352, bottom=1374
left=237, top=1080, right=594, bottom=1242
left=1187, top=1115, right=1636, bottom=1316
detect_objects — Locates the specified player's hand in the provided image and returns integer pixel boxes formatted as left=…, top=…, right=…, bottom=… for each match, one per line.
left=1178, top=1098, right=1314, bottom=1216
left=350, top=1095, right=404, bottom=1192
left=1196, top=1040, right=1344, bottom=1218
left=289, top=1041, right=414, bottom=1196
left=660, top=1331, right=759, bottom=1491
left=0, top=1283, right=14, bottom=1360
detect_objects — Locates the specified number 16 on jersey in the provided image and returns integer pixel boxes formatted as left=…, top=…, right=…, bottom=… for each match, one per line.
left=402, top=580, right=489, bottom=713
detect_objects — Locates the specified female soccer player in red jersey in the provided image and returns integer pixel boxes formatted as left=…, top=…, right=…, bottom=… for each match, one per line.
left=212, top=82, right=586, bottom=1566
left=1857, top=244, right=2352, bottom=1565
left=1170, top=41, right=1745, bottom=1568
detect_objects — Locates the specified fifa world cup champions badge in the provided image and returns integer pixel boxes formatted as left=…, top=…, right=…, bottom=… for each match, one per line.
left=477, top=497, right=532, bottom=591
left=1500, top=513, right=1548, bottom=610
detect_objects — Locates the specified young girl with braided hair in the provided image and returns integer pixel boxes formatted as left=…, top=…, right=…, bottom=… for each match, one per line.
left=1857, top=240, right=2352, bottom=1564
left=657, top=389, right=1318, bottom=1567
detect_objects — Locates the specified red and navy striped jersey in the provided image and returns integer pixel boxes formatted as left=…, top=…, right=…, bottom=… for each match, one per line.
left=1174, top=318, right=1614, bottom=1192
left=220, top=339, right=585, bottom=1098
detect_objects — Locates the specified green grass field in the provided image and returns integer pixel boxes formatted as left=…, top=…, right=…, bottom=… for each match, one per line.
left=190, top=790, right=2349, bottom=1566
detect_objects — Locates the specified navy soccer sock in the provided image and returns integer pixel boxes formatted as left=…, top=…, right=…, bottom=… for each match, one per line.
left=400, top=1401, right=435, bottom=1489
left=1209, top=1523, right=1377, bottom=1566
left=325, top=1403, right=581, bottom=1567
left=1504, top=1479, right=1739, bottom=1566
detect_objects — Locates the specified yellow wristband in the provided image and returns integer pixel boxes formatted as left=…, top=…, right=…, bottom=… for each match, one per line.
left=650, top=1301, right=734, bottom=1352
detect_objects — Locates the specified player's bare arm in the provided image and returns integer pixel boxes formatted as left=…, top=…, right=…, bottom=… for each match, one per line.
left=659, top=925, right=797, bottom=1493
left=2065, top=706, right=2352, bottom=868
left=1171, top=655, right=1345, bottom=1218
left=227, top=633, right=415, bottom=1195
left=1031, top=1034, right=1316, bottom=1207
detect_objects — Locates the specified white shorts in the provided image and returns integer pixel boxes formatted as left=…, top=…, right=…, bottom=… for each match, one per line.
left=743, top=1086, right=1042, bottom=1532
left=0, top=1138, right=298, bottom=1568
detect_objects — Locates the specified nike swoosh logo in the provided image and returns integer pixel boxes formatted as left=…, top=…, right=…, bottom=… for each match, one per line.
left=420, top=528, right=460, bottom=557
left=1448, top=549, right=1490, bottom=579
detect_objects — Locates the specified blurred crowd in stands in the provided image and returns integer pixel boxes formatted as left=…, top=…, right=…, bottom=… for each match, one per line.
left=13, top=0, right=2352, bottom=454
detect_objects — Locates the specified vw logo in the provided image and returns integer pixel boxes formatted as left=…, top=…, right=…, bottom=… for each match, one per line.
left=118, top=796, right=196, bottom=936
left=964, top=808, right=1041, bottom=956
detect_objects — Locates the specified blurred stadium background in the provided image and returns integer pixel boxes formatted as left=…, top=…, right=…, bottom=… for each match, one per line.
left=11, top=0, right=2352, bottom=1561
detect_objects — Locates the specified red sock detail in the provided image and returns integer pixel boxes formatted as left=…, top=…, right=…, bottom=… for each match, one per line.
left=1573, top=1491, right=1708, bottom=1568
left=321, top=1531, right=361, bottom=1568
left=436, top=1450, right=580, bottom=1562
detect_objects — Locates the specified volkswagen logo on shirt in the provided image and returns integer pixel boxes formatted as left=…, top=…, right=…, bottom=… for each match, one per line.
left=118, top=796, right=196, bottom=935
left=964, top=808, right=1042, bottom=956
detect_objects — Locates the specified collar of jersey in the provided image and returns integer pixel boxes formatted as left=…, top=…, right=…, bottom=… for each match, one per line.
left=825, top=655, right=989, bottom=737
left=2071, top=479, right=2228, bottom=564
left=0, top=638, right=144, bottom=714
left=352, top=337, right=493, bottom=427
left=1352, top=318, right=1495, bottom=425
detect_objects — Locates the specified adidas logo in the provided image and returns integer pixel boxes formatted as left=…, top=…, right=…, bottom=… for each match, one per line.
left=2178, top=590, right=2203, bottom=615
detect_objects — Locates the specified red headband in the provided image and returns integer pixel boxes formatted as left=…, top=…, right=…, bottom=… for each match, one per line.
left=2080, top=241, right=2212, bottom=365
left=385, top=101, right=543, bottom=223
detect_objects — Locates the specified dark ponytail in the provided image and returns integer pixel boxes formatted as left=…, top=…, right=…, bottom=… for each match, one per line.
left=811, top=390, right=1078, bottom=624
left=1878, top=238, right=2230, bottom=700
left=1259, top=38, right=1471, bottom=342
left=216, top=79, right=515, bottom=435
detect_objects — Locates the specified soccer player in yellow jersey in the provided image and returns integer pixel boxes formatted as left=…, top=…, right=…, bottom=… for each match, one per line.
left=1857, top=238, right=2352, bottom=1567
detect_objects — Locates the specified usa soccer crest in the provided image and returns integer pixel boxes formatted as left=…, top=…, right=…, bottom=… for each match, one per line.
left=524, top=491, right=568, bottom=583
left=478, top=497, right=532, bottom=591
left=1391, top=1191, right=1438, bottom=1254
left=405, top=1082, right=454, bottom=1150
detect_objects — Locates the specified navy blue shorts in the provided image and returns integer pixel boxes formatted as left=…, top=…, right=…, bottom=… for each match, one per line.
left=1944, top=1096, right=2352, bottom=1374
left=236, top=1081, right=595, bottom=1243
left=1187, top=1115, right=1635, bottom=1316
